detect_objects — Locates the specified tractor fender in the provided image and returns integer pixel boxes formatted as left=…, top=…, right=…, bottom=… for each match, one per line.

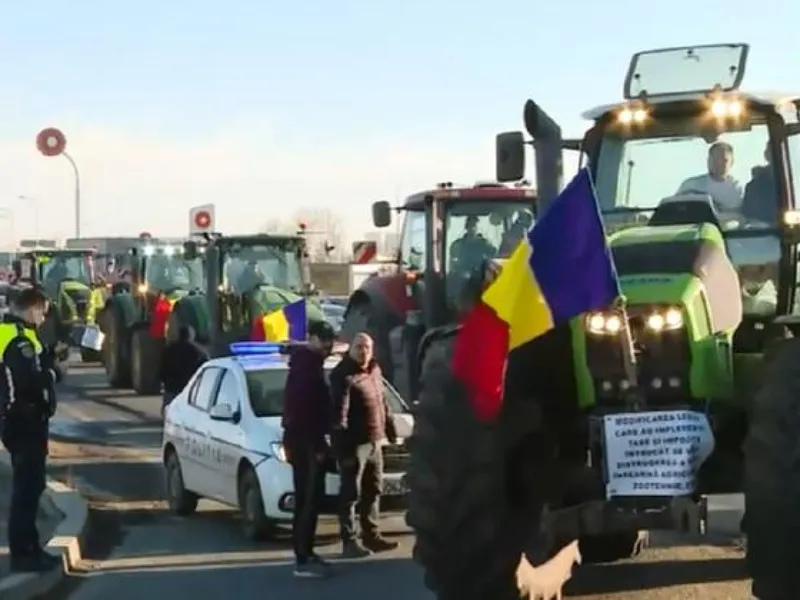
left=168, top=294, right=210, bottom=342
left=106, top=292, right=139, bottom=329
left=346, top=274, right=414, bottom=324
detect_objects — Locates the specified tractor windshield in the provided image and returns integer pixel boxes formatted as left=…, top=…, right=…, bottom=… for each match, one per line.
left=443, top=200, right=534, bottom=302
left=223, top=244, right=304, bottom=294
left=592, top=107, right=781, bottom=315
left=143, top=249, right=205, bottom=292
left=40, top=253, right=93, bottom=287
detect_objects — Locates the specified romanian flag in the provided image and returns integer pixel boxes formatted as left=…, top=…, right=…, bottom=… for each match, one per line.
left=251, top=299, right=307, bottom=342
left=451, top=168, right=620, bottom=422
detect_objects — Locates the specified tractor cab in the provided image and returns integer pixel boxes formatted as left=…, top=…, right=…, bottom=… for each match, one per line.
left=187, top=234, right=324, bottom=356
left=356, top=182, right=536, bottom=401
left=12, top=248, right=98, bottom=351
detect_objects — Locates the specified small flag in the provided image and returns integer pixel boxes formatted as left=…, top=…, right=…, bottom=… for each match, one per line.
left=255, top=300, right=307, bottom=342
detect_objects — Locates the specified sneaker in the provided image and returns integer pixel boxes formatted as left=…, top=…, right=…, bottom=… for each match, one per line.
left=341, top=541, right=372, bottom=558
left=363, top=537, right=399, bottom=553
left=293, top=561, right=329, bottom=578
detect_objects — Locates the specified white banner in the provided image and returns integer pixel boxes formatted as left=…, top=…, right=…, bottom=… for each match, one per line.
left=603, top=410, right=715, bottom=498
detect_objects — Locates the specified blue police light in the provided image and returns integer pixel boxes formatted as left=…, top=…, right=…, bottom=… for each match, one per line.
left=229, top=342, right=285, bottom=355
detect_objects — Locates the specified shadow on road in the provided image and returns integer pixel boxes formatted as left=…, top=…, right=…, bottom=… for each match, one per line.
left=567, top=554, right=748, bottom=595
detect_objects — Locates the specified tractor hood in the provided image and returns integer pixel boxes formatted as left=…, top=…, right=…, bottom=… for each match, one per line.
left=60, top=279, right=91, bottom=294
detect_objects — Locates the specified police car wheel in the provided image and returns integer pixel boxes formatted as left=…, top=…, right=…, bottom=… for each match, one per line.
left=165, top=451, right=198, bottom=516
left=238, top=468, right=272, bottom=541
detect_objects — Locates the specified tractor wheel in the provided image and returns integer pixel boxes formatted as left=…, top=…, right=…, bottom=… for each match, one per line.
left=131, top=328, right=161, bottom=395
left=406, top=335, right=580, bottom=600
left=342, top=302, right=393, bottom=381
left=103, top=307, right=131, bottom=388
left=744, top=338, right=800, bottom=600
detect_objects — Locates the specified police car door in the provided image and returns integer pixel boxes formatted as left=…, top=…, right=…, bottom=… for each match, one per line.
left=204, top=368, right=246, bottom=504
left=181, top=366, right=225, bottom=498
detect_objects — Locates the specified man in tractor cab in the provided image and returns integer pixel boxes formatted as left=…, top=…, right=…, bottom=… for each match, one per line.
left=677, top=141, right=744, bottom=218
left=236, top=259, right=266, bottom=292
left=448, top=215, right=497, bottom=277
left=43, top=258, right=68, bottom=298
left=742, top=142, right=779, bottom=225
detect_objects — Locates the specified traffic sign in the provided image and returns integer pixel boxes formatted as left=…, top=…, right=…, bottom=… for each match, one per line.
left=189, top=204, right=215, bottom=236
left=352, top=240, right=377, bottom=264
left=36, top=127, right=67, bottom=157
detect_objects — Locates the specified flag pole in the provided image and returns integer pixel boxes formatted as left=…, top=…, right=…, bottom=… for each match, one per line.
left=613, top=296, right=642, bottom=410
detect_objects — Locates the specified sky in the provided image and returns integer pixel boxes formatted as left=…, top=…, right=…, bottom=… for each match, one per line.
left=0, top=0, right=796, bottom=246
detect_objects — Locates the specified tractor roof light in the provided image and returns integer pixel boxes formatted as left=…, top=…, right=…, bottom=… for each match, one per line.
left=617, top=105, right=649, bottom=125
left=784, top=210, right=800, bottom=227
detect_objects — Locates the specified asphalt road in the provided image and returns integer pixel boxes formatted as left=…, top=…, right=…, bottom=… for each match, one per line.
left=48, top=357, right=752, bottom=600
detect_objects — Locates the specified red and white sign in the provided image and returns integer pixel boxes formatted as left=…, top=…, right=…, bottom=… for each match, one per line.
left=36, top=127, right=67, bottom=157
left=352, top=240, right=378, bottom=264
left=189, top=204, right=215, bottom=236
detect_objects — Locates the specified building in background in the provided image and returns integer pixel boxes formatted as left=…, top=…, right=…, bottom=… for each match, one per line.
left=363, top=231, right=399, bottom=257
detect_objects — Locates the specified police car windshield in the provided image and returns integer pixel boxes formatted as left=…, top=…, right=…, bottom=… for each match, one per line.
left=245, top=367, right=408, bottom=417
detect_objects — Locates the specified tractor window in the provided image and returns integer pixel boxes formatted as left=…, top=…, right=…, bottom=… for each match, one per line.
left=223, top=245, right=303, bottom=294
left=144, top=254, right=204, bottom=291
left=400, top=210, right=426, bottom=271
left=40, top=254, right=92, bottom=286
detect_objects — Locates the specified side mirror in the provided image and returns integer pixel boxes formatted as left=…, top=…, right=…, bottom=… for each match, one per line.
left=183, top=241, right=198, bottom=260
left=209, top=403, right=237, bottom=422
left=496, top=131, right=526, bottom=182
left=372, top=201, right=392, bottom=228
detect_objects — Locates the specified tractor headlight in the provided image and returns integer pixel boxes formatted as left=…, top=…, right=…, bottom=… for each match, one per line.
left=646, top=307, right=683, bottom=332
left=586, top=312, right=623, bottom=335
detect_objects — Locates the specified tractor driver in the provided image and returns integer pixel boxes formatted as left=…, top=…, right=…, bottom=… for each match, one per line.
left=677, top=141, right=744, bottom=218
left=236, top=259, right=266, bottom=293
left=742, top=142, right=779, bottom=225
left=43, top=259, right=68, bottom=298
left=448, top=215, right=497, bottom=277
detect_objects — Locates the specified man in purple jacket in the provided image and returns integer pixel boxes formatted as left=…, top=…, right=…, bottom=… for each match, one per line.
left=282, top=320, right=336, bottom=578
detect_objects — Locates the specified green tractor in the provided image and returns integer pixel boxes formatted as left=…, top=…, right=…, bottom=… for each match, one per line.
left=11, top=248, right=106, bottom=361
left=394, top=43, right=800, bottom=599
left=187, top=233, right=327, bottom=357
left=99, top=241, right=206, bottom=393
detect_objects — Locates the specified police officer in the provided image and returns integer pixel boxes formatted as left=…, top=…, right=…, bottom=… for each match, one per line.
left=0, top=287, right=62, bottom=572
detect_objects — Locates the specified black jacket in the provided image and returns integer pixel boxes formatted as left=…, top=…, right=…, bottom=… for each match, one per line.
left=0, top=314, right=62, bottom=453
left=282, top=346, right=331, bottom=453
left=159, top=339, right=209, bottom=394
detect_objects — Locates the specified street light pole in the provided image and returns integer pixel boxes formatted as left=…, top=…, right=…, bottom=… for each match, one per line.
left=62, top=152, right=81, bottom=238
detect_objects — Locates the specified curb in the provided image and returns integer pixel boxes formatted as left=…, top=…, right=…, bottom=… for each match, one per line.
left=0, top=450, right=89, bottom=600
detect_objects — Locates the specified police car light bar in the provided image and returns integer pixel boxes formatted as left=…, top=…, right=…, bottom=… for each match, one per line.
left=229, top=342, right=287, bottom=355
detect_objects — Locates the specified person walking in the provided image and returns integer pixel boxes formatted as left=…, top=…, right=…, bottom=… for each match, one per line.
left=0, top=287, right=62, bottom=572
left=158, top=325, right=208, bottom=418
left=282, top=321, right=337, bottom=578
left=330, top=332, right=399, bottom=558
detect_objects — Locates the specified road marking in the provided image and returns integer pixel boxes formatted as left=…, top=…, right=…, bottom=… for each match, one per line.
left=57, top=401, right=96, bottom=422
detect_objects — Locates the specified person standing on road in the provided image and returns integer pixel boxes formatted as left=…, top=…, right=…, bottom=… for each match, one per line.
left=158, top=325, right=208, bottom=418
left=0, top=287, right=62, bottom=573
left=330, top=332, right=399, bottom=558
left=282, top=321, right=337, bottom=578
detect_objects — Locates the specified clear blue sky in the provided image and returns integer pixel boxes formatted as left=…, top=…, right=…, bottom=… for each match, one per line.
left=0, top=1, right=793, bottom=244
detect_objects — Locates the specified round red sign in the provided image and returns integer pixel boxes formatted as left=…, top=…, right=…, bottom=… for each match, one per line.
left=36, top=127, right=67, bottom=157
left=194, top=210, right=211, bottom=229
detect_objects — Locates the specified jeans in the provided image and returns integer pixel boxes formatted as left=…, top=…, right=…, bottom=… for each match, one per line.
left=8, top=447, right=47, bottom=558
left=288, top=443, right=326, bottom=563
left=338, top=442, right=383, bottom=543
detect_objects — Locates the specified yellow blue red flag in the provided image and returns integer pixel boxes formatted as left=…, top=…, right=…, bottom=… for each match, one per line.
left=259, top=299, right=307, bottom=342
left=451, top=167, right=620, bottom=421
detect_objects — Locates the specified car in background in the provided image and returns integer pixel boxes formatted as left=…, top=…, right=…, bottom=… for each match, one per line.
left=321, top=301, right=346, bottom=333
left=161, top=341, right=412, bottom=540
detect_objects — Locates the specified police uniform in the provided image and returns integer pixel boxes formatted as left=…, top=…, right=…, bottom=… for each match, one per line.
left=0, top=314, right=60, bottom=569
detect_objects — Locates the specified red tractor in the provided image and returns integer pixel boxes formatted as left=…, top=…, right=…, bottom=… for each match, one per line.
left=341, top=182, right=536, bottom=404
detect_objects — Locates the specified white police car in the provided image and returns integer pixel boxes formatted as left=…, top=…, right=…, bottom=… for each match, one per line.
left=161, top=341, right=413, bottom=540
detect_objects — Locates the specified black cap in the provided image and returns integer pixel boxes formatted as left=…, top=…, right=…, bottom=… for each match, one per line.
left=308, top=320, right=336, bottom=341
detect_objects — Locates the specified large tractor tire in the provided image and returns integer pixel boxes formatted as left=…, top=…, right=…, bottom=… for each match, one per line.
left=342, top=301, right=393, bottom=381
left=406, top=335, right=580, bottom=600
left=744, top=338, right=800, bottom=600
left=131, top=328, right=162, bottom=395
left=103, top=306, right=131, bottom=388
